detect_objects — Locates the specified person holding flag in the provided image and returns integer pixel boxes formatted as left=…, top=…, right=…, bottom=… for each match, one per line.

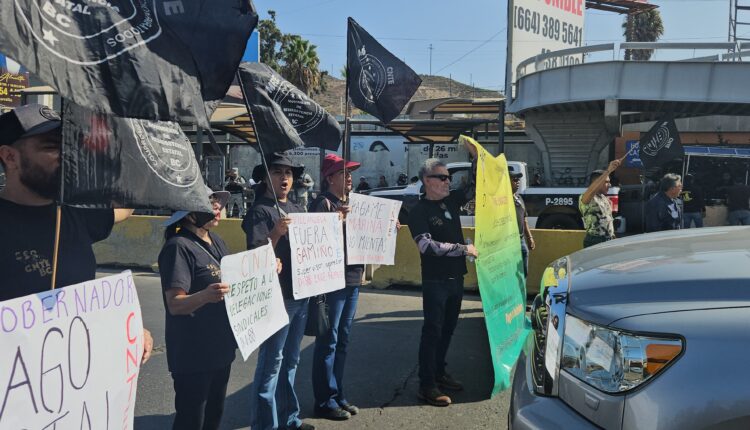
left=579, top=160, right=621, bottom=248
left=158, top=186, right=237, bottom=430
left=308, top=154, right=363, bottom=421
left=242, top=152, right=314, bottom=430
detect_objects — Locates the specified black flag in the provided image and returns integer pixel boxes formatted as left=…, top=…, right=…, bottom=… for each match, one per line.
left=62, top=102, right=212, bottom=213
left=638, top=117, right=684, bottom=169
left=346, top=17, right=422, bottom=124
left=237, top=62, right=342, bottom=153
left=0, top=1, right=258, bottom=128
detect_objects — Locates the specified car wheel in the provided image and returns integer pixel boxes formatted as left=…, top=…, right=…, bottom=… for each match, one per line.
left=537, top=214, right=580, bottom=230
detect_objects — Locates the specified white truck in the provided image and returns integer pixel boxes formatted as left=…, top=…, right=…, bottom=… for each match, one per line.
left=362, top=161, right=623, bottom=231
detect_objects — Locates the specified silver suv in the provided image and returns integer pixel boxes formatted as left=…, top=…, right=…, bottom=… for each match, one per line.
left=510, top=227, right=750, bottom=429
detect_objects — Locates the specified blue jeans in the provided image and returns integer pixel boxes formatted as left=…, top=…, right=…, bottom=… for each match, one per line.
left=520, top=240, right=529, bottom=278
left=251, top=298, right=309, bottom=430
left=312, top=285, right=360, bottom=410
left=418, top=277, right=463, bottom=389
left=728, top=209, right=750, bottom=226
left=683, top=212, right=704, bottom=228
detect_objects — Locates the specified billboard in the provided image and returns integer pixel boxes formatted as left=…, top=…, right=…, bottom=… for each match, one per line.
left=0, top=53, right=28, bottom=107
left=506, top=0, right=585, bottom=98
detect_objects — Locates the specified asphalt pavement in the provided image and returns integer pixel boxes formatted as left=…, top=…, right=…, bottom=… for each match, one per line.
left=119, top=269, right=510, bottom=430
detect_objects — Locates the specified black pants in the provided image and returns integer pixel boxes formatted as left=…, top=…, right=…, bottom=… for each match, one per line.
left=583, top=233, right=609, bottom=248
left=418, top=277, right=464, bottom=389
left=172, top=365, right=232, bottom=430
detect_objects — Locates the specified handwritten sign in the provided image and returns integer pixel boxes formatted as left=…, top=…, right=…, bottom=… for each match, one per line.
left=221, top=243, right=289, bottom=361
left=288, top=213, right=345, bottom=299
left=346, top=193, right=401, bottom=265
left=0, top=271, right=144, bottom=429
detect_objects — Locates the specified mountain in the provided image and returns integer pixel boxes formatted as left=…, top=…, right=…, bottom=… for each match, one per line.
left=313, top=74, right=502, bottom=117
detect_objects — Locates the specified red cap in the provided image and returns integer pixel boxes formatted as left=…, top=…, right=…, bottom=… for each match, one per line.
left=321, top=154, right=361, bottom=178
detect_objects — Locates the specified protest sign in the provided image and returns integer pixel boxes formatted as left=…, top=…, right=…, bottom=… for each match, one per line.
left=346, top=193, right=401, bottom=265
left=461, top=135, right=530, bottom=396
left=221, top=243, right=289, bottom=361
left=0, top=271, right=144, bottom=429
left=288, top=213, right=346, bottom=299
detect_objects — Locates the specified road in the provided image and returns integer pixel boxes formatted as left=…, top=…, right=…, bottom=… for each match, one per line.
left=119, top=269, right=511, bottom=430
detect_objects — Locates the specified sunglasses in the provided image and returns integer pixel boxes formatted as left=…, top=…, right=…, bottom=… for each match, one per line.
left=427, top=174, right=451, bottom=182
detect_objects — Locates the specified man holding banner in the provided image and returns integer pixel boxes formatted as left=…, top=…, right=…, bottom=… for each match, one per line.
left=408, top=147, right=478, bottom=407
left=242, top=152, right=314, bottom=430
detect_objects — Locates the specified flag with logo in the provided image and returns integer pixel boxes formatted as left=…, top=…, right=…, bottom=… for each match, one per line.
left=638, top=116, right=684, bottom=170
left=62, top=102, right=212, bottom=213
left=346, top=17, right=422, bottom=124
left=0, top=1, right=258, bottom=127
left=237, top=62, right=342, bottom=152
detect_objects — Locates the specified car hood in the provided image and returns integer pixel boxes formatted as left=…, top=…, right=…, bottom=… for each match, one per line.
left=565, top=227, right=750, bottom=325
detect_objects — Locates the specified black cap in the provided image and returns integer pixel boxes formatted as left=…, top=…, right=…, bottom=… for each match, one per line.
left=0, top=104, right=61, bottom=146
left=509, top=168, right=523, bottom=179
left=256, top=152, right=303, bottom=179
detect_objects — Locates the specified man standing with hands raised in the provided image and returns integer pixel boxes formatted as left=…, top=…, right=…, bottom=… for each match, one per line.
left=408, top=143, right=478, bottom=407
left=579, top=159, right=621, bottom=248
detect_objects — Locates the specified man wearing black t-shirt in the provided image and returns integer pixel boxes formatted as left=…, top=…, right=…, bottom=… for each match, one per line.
left=0, top=104, right=151, bottom=361
left=408, top=150, right=478, bottom=408
left=242, top=152, right=314, bottom=430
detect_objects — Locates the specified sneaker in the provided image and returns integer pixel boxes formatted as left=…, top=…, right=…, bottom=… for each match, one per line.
left=339, top=402, right=359, bottom=415
left=417, top=386, right=452, bottom=407
left=437, top=373, right=464, bottom=391
left=314, top=406, right=351, bottom=421
left=287, top=423, right=315, bottom=430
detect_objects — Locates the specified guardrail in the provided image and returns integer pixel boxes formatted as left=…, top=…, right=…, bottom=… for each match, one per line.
left=515, top=42, right=746, bottom=85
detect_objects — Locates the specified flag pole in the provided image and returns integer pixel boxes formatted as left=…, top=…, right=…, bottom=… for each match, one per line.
left=235, top=70, right=283, bottom=218
left=342, top=67, right=352, bottom=203
left=51, top=99, right=66, bottom=290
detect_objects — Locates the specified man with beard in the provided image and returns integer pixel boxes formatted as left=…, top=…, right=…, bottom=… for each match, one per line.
left=0, top=104, right=152, bottom=360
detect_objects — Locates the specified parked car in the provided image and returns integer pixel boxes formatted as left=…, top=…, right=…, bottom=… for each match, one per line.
left=510, top=226, right=750, bottom=429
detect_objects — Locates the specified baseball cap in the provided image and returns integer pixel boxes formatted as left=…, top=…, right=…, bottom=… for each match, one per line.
left=0, top=104, right=61, bottom=146
left=321, top=154, right=360, bottom=179
left=508, top=168, right=523, bottom=179
left=254, top=152, right=303, bottom=179
left=163, top=186, right=231, bottom=226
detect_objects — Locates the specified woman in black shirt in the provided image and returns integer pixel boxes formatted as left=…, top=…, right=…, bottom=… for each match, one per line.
left=158, top=187, right=236, bottom=430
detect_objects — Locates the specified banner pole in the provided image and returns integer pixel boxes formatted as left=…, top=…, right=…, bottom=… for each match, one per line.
left=343, top=70, right=352, bottom=203
left=51, top=98, right=66, bottom=290
left=236, top=71, right=283, bottom=218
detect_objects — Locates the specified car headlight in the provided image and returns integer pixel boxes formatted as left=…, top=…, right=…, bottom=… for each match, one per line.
left=561, top=314, right=683, bottom=393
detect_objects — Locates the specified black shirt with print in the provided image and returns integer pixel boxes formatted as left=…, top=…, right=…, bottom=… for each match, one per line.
left=242, top=195, right=304, bottom=300
left=408, top=189, right=468, bottom=281
left=0, top=198, right=114, bottom=301
left=158, top=229, right=237, bottom=374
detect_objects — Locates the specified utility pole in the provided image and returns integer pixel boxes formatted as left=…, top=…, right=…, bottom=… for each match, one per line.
left=429, top=44, right=433, bottom=75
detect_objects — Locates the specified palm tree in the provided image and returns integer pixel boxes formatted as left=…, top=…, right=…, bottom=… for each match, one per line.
left=280, top=36, right=326, bottom=95
left=622, top=9, right=664, bottom=61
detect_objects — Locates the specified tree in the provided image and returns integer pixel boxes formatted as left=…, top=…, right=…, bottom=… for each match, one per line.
left=622, top=9, right=665, bottom=61
left=280, top=36, right=327, bottom=95
left=258, top=10, right=284, bottom=71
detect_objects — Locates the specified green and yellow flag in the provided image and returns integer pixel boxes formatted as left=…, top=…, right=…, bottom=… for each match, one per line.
left=460, top=135, right=530, bottom=395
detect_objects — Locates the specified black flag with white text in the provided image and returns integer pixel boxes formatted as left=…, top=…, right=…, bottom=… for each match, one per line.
left=346, top=17, right=422, bottom=124
left=638, top=117, right=684, bottom=170
left=62, top=102, right=212, bottom=213
left=0, top=1, right=258, bottom=128
left=237, top=62, right=342, bottom=153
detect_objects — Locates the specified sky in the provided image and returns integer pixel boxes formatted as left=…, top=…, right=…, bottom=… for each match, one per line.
left=254, top=0, right=733, bottom=94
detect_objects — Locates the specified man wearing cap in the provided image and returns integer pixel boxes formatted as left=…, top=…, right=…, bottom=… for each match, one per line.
left=510, top=169, right=535, bottom=276
left=242, top=152, right=314, bottom=430
left=408, top=146, right=478, bottom=408
left=0, top=104, right=152, bottom=359
left=579, top=160, right=620, bottom=248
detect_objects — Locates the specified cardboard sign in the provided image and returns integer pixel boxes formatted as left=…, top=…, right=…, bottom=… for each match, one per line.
left=288, top=213, right=346, bottom=299
left=0, top=271, right=144, bottom=429
left=221, top=244, right=289, bottom=361
left=346, top=193, right=401, bottom=265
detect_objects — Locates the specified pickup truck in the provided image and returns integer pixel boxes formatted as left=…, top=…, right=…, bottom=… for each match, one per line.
left=362, top=161, right=622, bottom=230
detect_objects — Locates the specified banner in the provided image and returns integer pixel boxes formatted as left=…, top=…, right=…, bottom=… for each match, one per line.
left=288, top=213, right=346, bottom=299
left=237, top=63, right=342, bottom=153
left=506, top=0, right=585, bottom=97
left=0, top=1, right=258, bottom=127
left=346, top=193, right=401, bottom=265
left=221, top=243, right=289, bottom=361
left=0, top=271, right=144, bottom=429
left=638, top=117, right=684, bottom=170
left=62, top=102, right=212, bottom=213
left=347, top=17, right=422, bottom=124
left=462, top=135, right=530, bottom=395
left=0, top=54, right=28, bottom=107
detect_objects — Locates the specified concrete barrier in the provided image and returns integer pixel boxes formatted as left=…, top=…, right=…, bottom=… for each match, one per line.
left=94, top=217, right=585, bottom=294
